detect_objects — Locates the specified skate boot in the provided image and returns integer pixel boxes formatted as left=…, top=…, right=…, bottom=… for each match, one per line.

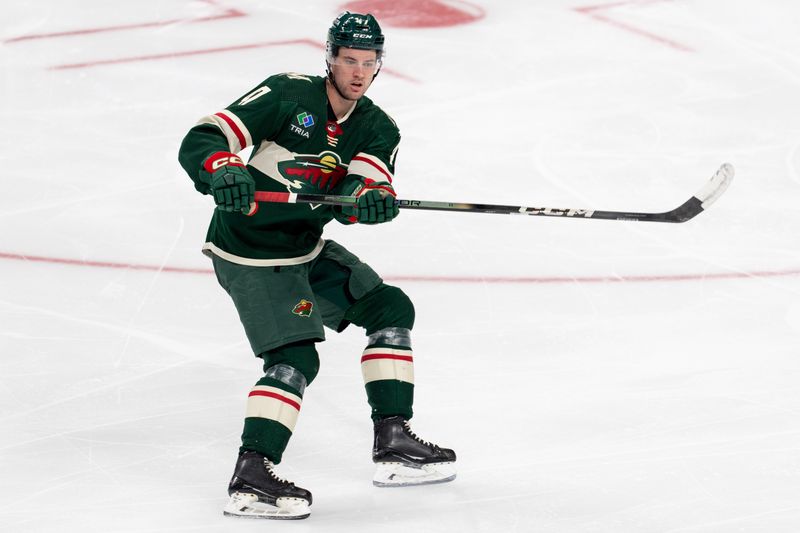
left=223, top=450, right=312, bottom=519
left=372, top=415, right=457, bottom=487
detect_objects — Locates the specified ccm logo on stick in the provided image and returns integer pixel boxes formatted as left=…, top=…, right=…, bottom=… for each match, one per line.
left=519, top=207, right=595, bottom=217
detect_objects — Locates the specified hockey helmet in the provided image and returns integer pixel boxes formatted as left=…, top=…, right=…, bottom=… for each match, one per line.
left=326, top=11, right=385, bottom=56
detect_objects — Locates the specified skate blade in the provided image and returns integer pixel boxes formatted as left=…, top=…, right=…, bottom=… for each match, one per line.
left=223, top=492, right=310, bottom=520
left=373, top=461, right=456, bottom=487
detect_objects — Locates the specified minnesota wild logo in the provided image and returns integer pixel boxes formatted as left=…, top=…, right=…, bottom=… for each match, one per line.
left=278, top=152, right=347, bottom=192
left=292, top=299, right=314, bottom=317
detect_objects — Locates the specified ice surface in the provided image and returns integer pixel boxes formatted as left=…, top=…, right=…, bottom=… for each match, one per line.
left=2, top=1, right=800, bottom=531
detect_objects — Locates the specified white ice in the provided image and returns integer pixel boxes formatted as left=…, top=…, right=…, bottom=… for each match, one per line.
left=2, top=1, right=800, bottom=531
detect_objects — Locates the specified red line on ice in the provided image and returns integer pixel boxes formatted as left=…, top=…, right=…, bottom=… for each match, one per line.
left=47, top=38, right=420, bottom=83
left=49, top=39, right=315, bottom=70
left=2, top=251, right=799, bottom=285
left=4, top=0, right=245, bottom=44
left=574, top=0, right=694, bottom=52
left=0, top=252, right=213, bottom=275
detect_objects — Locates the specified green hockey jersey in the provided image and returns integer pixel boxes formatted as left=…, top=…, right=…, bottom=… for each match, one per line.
left=178, top=73, right=400, bottom=265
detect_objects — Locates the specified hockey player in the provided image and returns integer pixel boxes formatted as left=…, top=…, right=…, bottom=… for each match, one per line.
left=178, top=12, right=456, bottom=520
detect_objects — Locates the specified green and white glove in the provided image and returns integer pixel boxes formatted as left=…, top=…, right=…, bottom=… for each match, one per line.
left=341, top=180, right=400, bottom=224
left=203, top=152, right=255, bottom=214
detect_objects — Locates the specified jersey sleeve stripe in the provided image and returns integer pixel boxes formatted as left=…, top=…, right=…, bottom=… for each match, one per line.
left=350, top=154, right=393, bottom=183
left=196, top=110, right=252, bottom=152
left=214, top=111, right=250, bottom=151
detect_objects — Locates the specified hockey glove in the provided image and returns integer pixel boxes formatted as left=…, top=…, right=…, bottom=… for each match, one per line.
left=204, top=152, right=255, bottom=214
left=341, top=181, right=399, bottom=224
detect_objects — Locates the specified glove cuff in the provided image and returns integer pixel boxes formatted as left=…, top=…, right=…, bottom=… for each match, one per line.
left=357, top=183, right=396, bottom=198
left=341, top=177, right=396, bottom=198
left=202, top=151, right=245, bottom=173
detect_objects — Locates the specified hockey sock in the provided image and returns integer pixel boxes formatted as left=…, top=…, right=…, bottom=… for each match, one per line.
left=344, top=284, right=416, bottom=420
left=241, top=342, right=318, bottom=463
left=361, top=328, right=414, bottom=421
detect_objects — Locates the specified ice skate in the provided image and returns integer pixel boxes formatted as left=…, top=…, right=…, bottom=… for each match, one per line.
left=223, top=450, right=312, bottom=519
left=372, top=415, right=457, bottom=487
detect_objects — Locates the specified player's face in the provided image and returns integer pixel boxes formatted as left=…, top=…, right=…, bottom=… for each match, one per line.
left=329, top=48, right=379, bottom=101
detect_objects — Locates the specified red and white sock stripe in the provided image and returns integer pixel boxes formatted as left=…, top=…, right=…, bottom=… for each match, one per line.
left=245, top=386, right=302, bottom=431
left=361, top=347, right=414, bottom=384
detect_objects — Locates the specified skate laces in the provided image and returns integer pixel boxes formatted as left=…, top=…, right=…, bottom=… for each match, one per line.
left=263, top=459, right=293, bottom=486
left=403, top=420, right=438, bottom=450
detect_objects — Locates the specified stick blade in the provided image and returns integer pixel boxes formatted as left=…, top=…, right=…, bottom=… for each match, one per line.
left=664, top=163, right=734, bottom=223
left=696, top=162, right=735, bottom=209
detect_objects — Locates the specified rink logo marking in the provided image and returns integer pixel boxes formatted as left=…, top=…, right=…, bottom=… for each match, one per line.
left=340, top=0, right=485, bottom=28
left=574, top=0, right=695, bottom=52
left=2, top=251, right=799, bottom=284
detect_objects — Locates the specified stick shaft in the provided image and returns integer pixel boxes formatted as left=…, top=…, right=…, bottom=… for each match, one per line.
left=252, top=163, right=734, bottom=224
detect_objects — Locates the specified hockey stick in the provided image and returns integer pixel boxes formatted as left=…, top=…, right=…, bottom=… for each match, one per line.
left=253, top=163, right=734, bottom=223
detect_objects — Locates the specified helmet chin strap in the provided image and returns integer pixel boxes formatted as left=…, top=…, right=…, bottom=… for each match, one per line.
left=326, top=66, right=353, bottom=102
